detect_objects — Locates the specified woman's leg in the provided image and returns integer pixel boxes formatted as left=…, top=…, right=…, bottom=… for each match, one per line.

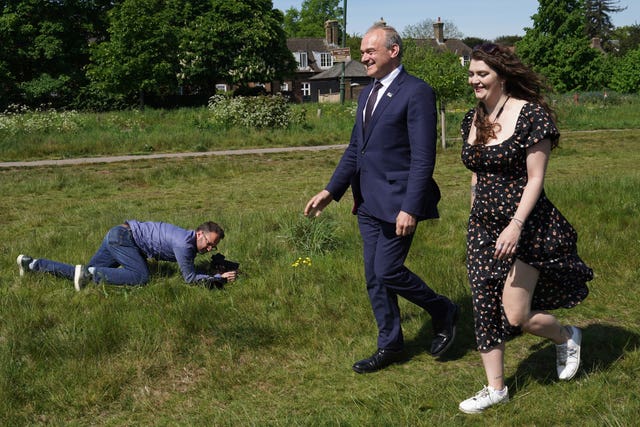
left=502, top=259, right=570, bottom=344
left=480, top=344, right=506, bottom=391
left=502, top=259, right=581, bottom=380
left=459, top=343, right=509, bottom=413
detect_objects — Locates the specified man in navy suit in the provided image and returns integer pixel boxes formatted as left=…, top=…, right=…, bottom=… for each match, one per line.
left=304, top=22, right=459, bottom=373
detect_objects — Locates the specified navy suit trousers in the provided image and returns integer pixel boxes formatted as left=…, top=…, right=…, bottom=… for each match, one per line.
left=357, top=212, right=450, bottom=350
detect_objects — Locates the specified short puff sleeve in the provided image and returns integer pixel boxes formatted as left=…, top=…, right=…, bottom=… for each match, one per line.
left=460, top=108, right=475, bottom=143
left=518, top=103, right=560, bottom=150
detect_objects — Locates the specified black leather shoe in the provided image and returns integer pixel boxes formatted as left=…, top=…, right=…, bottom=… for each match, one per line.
left=430, top=302, right=459, bottom=357
left=352, top=348, right=404, bottom=374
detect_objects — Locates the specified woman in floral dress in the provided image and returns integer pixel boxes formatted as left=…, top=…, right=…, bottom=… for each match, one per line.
left=458, top=44, right=593, bottom=414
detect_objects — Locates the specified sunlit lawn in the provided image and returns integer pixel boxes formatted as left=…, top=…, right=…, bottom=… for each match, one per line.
left=0, top=112, right=638, bottom=425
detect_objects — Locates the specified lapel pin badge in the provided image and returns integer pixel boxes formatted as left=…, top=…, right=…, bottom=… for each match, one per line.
left=386, top=92, right=393, bottom=98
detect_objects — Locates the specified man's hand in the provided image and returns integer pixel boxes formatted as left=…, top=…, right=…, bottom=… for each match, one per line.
left=396, top=210, right=417, bottom=236
left=221, top=271, right=237, bottom=283
left=304, top=190, right=333, bottom=217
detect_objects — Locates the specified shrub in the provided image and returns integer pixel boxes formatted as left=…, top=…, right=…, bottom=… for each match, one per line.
left=207, top=95, right=306, bottom=129
left=0, top=105, right=82, bottom=135
left=610, top=48, right=640, bottom=94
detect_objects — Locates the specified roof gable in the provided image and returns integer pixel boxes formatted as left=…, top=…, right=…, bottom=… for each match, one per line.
left=287, top=38, right=332, bottom=53
left=309, top=59, right=369, bottom=80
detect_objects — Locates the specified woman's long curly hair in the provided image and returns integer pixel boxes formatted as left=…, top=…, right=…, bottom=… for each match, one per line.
left=471, top=44, right=555, bottom=145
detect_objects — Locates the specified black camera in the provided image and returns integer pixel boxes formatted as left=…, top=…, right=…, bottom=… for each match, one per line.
left=210, top=253, right=240, bottom=274
left=204, top=253, right=240, bottom=290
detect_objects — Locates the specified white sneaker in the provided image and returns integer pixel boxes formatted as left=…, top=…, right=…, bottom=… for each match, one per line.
left=74, top=265, right=92, bottom=291
left=557, top=326, right=582, bottom=380
left=459, top=385, right=509, bottom=414
left=17, top=254, right=34, bottom=276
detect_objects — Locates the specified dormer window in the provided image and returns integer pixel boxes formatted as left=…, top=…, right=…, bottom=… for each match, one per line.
left=297, top=52, right=308, bottom=69
left=320, top=52, right=333, bottom=68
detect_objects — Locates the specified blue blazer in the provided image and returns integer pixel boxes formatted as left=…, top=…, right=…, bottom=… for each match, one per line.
left=326, top=68, right=441, bottom=223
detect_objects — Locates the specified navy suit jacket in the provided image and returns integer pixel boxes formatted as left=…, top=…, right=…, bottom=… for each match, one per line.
left=326, top=68, right=441, bottom=223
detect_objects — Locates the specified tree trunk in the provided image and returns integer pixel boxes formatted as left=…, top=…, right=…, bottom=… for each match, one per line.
left=440, top=100, right=447, bottom=149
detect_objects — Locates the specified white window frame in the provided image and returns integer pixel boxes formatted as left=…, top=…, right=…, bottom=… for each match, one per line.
left=320, top=52, right=333, bottom=68
left=301, top=82, right=311, bottom=97
left=297, top=52, right=308, bottom=69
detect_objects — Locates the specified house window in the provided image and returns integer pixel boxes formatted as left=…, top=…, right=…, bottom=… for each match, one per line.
left=320, top=53, right=333, bottom=68
left=297, top=52, right=308, bottom=69
left=302, top=82, right=311, bottom=97
left=280, top=83, right=289, bottom=92
left=215, top=84, right=228, bottom=92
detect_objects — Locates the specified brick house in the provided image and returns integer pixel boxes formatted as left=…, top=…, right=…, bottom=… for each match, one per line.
left=277, top=18, right=471, bottom=103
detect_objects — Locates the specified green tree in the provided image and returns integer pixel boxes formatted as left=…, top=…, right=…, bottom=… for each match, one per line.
left=609, top=47, right=640, bottom=93
left=611, top=23, right=640, bottom=56
left=282, top=7, right=301, bottom=38
left=281, top=0, right=342, bottom=38
left=403, top=44, right=468, bottom=102
left=180, top=0, right=295, bottom=90
left=345, top=34, right=362, bottom=59
left=516, top=0, right=603, bottom=92
left=87, top=0, right=179, bottom=107
left=402, top=18, right=463, bottom=39
left=402, top=40, right=469, bottom=147
left=494, top=35, right=522, bottom=46
left=88, top=0, right=295, bottom=107
left=463, top=37, right=489, bottom=48
left=0, top=0, right=111, bottom=109
left=584, top=0, right=626, bottom=51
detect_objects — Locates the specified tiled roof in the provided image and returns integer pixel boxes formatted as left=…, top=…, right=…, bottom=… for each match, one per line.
left=286, top=38, right=334, bottom=52
left=310, top=59, right=369, bottom=79
left=287, top=38, right=336, bottom=72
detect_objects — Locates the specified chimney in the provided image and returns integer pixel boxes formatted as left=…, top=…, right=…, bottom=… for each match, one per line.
left=590, top=37, right=604, bottom=51
left=325, top=20, right=340, bottom=46
left=433, top=17, right=444, bottom=44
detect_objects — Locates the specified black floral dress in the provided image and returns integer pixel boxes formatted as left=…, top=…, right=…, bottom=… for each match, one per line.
left=461, top=102, right=593, bottom=351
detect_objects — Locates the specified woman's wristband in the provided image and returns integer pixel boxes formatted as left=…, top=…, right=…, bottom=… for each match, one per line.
left=511, top=217, right=524, bottom=229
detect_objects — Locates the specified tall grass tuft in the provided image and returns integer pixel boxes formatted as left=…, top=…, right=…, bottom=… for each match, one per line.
left=278, top=213, right=340, bottom=255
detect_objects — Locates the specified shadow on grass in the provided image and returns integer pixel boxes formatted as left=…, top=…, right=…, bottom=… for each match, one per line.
left=404, top=297, right=478, bottom=362
left=506, top=322, right=640, bottom=393
left=150, top=258, right=243, bottom=282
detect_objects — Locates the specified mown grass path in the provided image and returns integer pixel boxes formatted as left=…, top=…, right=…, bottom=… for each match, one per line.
left=3, top=128, right=637, bottom=169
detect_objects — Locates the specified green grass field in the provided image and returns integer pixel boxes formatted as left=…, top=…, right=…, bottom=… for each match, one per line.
left=0, top=105, right=639, bottom=425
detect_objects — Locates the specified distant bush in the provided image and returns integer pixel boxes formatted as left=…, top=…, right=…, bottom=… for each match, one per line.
left=207, top=95, right=306, bottom=129
left=552, top=91, right=636, bottom=106
left=0, top=104, right=82, bottom=135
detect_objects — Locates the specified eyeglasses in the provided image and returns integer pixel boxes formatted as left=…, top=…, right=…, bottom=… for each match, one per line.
left=201, top=233, right=218, bottom=251
left=473, top=43, right=500, bottom=54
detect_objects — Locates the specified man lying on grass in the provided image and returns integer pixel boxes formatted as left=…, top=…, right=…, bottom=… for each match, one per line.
left=17, top=220, right=237, bottom=290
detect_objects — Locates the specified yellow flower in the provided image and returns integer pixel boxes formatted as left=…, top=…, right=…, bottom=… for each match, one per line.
left=292, top=256, right=312, bottom=267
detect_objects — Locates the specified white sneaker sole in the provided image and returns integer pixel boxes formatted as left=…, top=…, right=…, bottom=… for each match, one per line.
left=459, top=390, right=509, bottom=414
left=559, top=327, right=582, bottom=380
left=17, top=254, right=27, bottom=276
left=74, top=265, right=84, bottom=291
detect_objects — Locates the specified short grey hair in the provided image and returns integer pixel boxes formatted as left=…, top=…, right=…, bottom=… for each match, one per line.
left=196, top=221, right=225, bottom=239
left=366, top=22, right=403, bottom=60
